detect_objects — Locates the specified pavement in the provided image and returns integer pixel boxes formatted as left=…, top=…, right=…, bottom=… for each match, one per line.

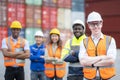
left=0, top=49, right=120, bottom=80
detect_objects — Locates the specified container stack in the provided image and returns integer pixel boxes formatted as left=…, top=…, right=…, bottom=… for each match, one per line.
left=0, top=0, right=85, bottom=47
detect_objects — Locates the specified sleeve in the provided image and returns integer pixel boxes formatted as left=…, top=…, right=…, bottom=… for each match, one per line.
left=79, top=40, right=88, bottom=61
left=61, top=40, right=79, bottom=63
left=1, top=38, right=8, bottom=49
left=29, top=46, right=45, bottom=63
left=24, top=40, right=30, bottom=50
left=107, top=38, right=117, bottom=60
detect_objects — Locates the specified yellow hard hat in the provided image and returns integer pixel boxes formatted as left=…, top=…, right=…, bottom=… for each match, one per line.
left=50, top=28, right=60, bottom=35
left=10, top=20, right=22, bottom=29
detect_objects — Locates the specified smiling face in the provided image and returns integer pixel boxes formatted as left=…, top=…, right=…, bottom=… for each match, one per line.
left=35, top=36, right=44, bottom=45
left=50, top=34, right=59, bottom=44
left=11, top=28, right=21, bottom=39
left=73, top=24, right=84, bottom=39
left=88, top=21, right=103, bottom=36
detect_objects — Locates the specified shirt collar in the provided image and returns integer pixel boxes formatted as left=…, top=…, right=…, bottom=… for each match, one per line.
left=91, top=33, right=104, bottom=40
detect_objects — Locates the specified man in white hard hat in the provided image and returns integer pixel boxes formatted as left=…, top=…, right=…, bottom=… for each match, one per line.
left=79, top=11, right=117, bottom=80
left=61, top=19, right=86, bottom=80
left=29, top=30, right=46, bottom=80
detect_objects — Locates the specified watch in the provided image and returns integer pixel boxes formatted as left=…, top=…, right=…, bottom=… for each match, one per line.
left=92, top=64, right=94, bottom=67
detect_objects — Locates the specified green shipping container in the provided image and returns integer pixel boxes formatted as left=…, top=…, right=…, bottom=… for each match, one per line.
left=26, top=0, right=42, bottom=6
left=25, top=27, right=42, bottom=45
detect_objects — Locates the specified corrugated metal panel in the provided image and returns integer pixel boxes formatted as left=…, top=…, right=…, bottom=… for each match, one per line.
left=64, top=9, right=71, bottom=29
left=7, top=3, right=16, bottom=26
left=26, top=5, right=34, bottom=27
left=8, top=0, right=25, bottom=4
left=16, top=3, right=26, bottom=27
left=42, top=0, right=57, bottom=7
left=0, top=2, right=7, bottom=26
left=34, top=0, right=42, bottom=6
left=25, top=0, right=42, bottom=6
left=85, top=0, right=120, bottom=16
left=57, top=8, right=65, bottom=29
left=72, top=11, right=85, bottom=23
left=103, top=16, right=120, bottom=32
left=34, top=6, right=42, bottom=27
left=41, top=6, right=50, bottom=30
left=57, top=0, right=72, bottom=8
left=7, top=3, right=25, bottom=27
left=49, top=7, right=57, bottom=29
left=72, top=0, right=84, bottom=11
left=25, top=27, right=42, bottom=45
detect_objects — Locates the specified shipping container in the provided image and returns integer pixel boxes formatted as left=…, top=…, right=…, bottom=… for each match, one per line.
left=57, top=8, right=72, bottom=29
left=57, top=0, right=72, bottom=8
left=26, top=5, right=34, bottom=27
left=49, top=7, right=57, bottom=29
left=34, top=6, right=42, bottom=27
left=72, top=11, right=85, bottom=23
left=57, top=8, right=65, bottom=29
left=7, top=3, right=17, bottom=26
left=64, top=9, right=72, bottom=29
left=0, top=2, right=7, bottom=26
left=42, top=6, right=57, bottom=30
left=25, top=27, right=42, bottom=45
left=72, top=0, right=84, bottom=11
left=25, top=0, right=42, bottom=6
left=16, top=3, right=26, bottom=27
left=42, top=0, right=57, bottom=7
left=8, top=0, right=25, bottom=4
left=7, top=3, right=26, bottom=27
left=85, top=0, right=120, bottom=48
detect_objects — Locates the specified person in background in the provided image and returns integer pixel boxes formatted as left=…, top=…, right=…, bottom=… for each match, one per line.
left=61, top=19, right=86, bottom=80
left=44, top=28, right=66, bottom=80
left=29, top=30, right=46, bottom=80
left=79, top=11, right=117, bottom=80
left=1, top=20, right=30, bottom=80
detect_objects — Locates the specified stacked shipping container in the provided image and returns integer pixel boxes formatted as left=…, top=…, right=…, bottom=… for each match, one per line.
left=0, top=0, right=85, bottom=48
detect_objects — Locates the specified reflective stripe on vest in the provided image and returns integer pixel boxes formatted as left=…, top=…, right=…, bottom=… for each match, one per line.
left=83, top=35, right=115, bottom=79
left=45, top=44, right=66, bottom=78
left=4, top=36, right=25, bottom=67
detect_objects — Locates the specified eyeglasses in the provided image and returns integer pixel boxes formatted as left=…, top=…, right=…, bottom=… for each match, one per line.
left=88, top=22, right=102, bottom=27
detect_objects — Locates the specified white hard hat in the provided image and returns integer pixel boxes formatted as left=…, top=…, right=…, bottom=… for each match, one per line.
left=72, top=19, right=85, bottom=31
left=34, top=31, right=44, bottom=37
left=87, top=11, right=103, bottom=23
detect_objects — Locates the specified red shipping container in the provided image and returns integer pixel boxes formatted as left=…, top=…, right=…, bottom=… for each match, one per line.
left=7, top=3, right=25, bottom=27
left=41, top=6, right=50, bottom=30
left=64, top=0, right=72, bottom=8
left=7, top=3, right=16, bottom=27
left=8, top=0, right=25, bottom=3
left=57, top=0, right=71, bottom=8
left=26, top=5, right=34, bottom=27
left=49, top=7, right=57, bottom=29
left=16, top=4, right=26, bottom=27
left=34, top=6, right=42, bottom=27
left=0, top=2, right=7, bottom=26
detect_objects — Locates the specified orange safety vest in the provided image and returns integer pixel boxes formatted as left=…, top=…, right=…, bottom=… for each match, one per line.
left=83, top=35, right=115, bottom=79
left=45, top=44, right=66, bottom=78
left=4, top=36, right=25, bottom=67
